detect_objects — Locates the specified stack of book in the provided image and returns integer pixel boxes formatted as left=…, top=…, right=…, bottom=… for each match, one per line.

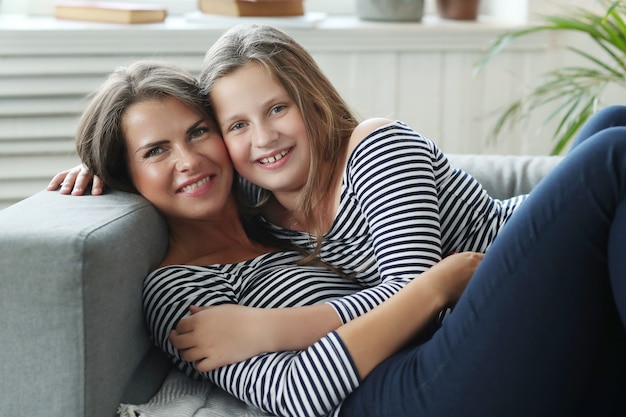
left=198, top=0, right=304, bottom=17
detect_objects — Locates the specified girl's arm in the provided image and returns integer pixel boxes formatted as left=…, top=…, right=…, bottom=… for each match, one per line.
left=170, top=302, right=341, bottom=370
left=326, top=120, right=503, bottom=325
left=47, top=164, right=103, bottom=195
left=337, top=251, right=481, bottom=377
left=168, top=252, right=479, bottom=374
left=171, top=121, right=498, bottom=361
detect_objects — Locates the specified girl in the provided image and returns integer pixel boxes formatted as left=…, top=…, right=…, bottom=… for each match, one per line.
left=52, top=59, right=626, bottom=417
left=196, top=23, right=626, bottom=360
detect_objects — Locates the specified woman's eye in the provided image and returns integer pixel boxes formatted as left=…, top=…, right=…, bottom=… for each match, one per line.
left=144, top=147, right=164, bottom=158
left=190, top=127, right=209, bottom=138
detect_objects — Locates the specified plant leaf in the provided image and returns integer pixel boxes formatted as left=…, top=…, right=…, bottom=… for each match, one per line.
left=474, top=0, right=626, bottom=154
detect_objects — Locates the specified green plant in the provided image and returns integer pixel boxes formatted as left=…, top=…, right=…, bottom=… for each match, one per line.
left=475, top=0, right=626, bottom=154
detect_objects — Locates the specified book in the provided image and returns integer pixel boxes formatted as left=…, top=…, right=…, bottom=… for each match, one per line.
left=198, top=0, right=304, bottom=17
left=54, top=1, right=167, bottom=24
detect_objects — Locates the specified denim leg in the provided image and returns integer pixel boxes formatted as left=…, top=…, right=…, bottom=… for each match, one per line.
left=570, top=105, right=626, bottom=150
left=340, top=128, right=626, bottom=417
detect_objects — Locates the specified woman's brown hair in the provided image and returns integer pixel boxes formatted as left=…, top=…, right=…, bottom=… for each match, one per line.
left=77, top=60, right=213, bottom=193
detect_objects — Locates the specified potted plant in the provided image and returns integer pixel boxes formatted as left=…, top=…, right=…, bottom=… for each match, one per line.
left=474, top=0, right=626, bottom=154
left=437, top=0, right=481, bottom=20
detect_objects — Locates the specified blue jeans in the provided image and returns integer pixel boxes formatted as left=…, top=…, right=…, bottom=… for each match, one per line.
left=340, top=106, right=626, bottom=417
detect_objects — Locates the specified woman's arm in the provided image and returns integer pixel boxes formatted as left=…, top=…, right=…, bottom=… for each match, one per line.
left=144, top=265, right=358, bottom=417
left=170, top=302, right=341, bottom=370
left=51, top=165, right=347, bottom=360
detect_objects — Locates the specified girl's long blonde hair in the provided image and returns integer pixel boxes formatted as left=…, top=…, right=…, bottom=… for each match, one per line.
left=200, top=24, right=360, bottom=269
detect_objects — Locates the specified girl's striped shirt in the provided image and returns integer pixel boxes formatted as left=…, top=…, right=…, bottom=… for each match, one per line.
left=266, top=121, right=526, bottom=323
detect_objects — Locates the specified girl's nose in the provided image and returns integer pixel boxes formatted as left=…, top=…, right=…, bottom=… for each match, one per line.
left=251, top=123, right=278, bottom=148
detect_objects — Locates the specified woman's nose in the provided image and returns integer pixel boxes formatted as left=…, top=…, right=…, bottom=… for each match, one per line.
left=174, top=146, right=202, bottom=171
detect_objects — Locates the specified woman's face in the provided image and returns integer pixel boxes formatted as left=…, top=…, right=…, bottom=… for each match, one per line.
left=123, top=96, right=234, bottom=221
left=210, top=62, right=311, bottom=200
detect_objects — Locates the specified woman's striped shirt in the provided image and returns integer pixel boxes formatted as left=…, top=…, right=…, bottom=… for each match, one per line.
left=143, top=250, right=363, bottom=417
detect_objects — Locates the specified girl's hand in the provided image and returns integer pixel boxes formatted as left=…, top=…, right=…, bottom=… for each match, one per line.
left=336, top=251, right=484, bottom=378
left=47, top=164, right=103, bottom=196
left=169, top=304, right=271, bottom=372
left=428, top=251, right=484, bottom=307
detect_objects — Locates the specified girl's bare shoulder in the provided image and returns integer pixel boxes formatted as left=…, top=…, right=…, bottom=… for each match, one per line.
left=348, top=117, right=394, bottom=151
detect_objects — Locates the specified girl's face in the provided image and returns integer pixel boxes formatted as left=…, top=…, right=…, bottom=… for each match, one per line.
left=123, top=97, right=234, bottom=221
left=210, top=62, right=311, bottom=199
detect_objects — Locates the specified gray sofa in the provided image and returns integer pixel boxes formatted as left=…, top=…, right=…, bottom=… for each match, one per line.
left=0, top=154, right=562, bottom=417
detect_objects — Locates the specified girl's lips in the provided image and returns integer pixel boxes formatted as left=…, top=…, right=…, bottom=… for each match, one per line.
left=257, top=147, right=291, bottom=166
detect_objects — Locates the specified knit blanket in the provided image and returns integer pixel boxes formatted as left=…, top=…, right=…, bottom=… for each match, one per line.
left=118, top=369, right=273, bottom=417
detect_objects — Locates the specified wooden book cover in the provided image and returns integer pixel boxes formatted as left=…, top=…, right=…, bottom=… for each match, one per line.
left=54, top=1, right=167, bottom=24
left=198, top=0, right=304, bottom=17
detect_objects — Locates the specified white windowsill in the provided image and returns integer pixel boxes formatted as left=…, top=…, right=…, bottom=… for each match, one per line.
left=0, top=13, right=544, bottom=55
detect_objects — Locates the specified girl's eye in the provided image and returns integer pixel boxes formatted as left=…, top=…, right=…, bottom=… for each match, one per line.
left=271, top=105, right=286, bottom=115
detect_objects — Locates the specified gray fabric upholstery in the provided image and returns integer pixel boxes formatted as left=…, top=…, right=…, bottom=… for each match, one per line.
left=447, top=154, right=563, bottom=199
left=0, top=190, right=168, bottom=417
left=0, top=154, right=563, bottom=417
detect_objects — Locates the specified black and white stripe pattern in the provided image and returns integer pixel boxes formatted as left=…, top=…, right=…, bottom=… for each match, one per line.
left=143, top=121, right=526, bottom=417
left=143, top=251, right=362, bottom=417
left=268, top=121, right=526, bottom=323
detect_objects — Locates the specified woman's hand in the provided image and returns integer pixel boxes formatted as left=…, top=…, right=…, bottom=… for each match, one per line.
left=169, top=304, right=272, bottom=372
left=170, top=302, right=341, bottom=372
left=47, top=164, right=103, bottom=196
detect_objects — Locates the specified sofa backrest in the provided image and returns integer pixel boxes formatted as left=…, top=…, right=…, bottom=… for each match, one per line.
left=448, top=154, right=563, bottom=200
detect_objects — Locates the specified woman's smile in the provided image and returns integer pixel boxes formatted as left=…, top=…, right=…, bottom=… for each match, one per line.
left=177, top=174, right=215, bottom=194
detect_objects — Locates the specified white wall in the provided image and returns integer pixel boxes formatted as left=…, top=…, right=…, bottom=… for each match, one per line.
left=0, top=0, right=619, bottom=208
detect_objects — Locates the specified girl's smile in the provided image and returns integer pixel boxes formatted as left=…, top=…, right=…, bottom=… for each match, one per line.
left=258, top=147, right=291, bottom=166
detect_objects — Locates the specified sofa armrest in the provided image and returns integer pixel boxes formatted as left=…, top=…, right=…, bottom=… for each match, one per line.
left=0, top=190, right=168, bottom=417
left=448, top=154, right=563, bottom=199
